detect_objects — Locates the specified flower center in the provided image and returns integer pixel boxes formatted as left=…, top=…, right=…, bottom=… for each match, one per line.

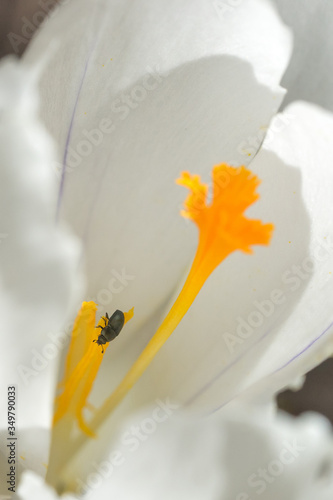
left=47, top=163, right=273, bottom=489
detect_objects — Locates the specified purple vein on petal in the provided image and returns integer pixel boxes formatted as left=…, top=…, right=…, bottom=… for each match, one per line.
left=273, top=320, right=333, bottom=373
left=56, top=54, right=91, bottom=222
left=189, top=320, right=333, bottom=414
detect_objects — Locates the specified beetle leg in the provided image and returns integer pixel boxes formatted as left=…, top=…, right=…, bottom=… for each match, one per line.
left=105, top=312, right=109, bottom=320
left=96, top=325, right=103, bottom=329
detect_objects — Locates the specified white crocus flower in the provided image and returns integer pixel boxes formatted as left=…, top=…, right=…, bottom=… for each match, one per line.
left=1, top=0, right=333, bottom=497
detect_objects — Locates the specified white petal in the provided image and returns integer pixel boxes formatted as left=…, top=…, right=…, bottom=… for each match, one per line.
left=66, top=407, right=333, bottom=500
left=118, top=101, right=333, bottom=413
left=23, top=0, right=291, bottom=332
left=273, top=0, right=333, bottom=112
left=0, top=57, right=83, bottom=433
left=61, top=404, right=225, bottom=497
left=216, top=408, right=333, bottom=500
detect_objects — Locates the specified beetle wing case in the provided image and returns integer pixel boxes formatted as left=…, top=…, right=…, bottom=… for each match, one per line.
left=108, top=310, right=125, bottom=335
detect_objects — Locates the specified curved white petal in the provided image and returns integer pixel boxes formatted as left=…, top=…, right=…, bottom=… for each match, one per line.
left=111, top=101, right=333, bottom=414
left=216, top=409, right=333, bottom=500
left=63, top=407, right=333, bottom=499
left=273, top=0, right=333, bottom=112
left=88, top=409, right=225, bottom=500
left=22, top=0, right=291, bottom=333
left=0, top=57, right=83, bottom=440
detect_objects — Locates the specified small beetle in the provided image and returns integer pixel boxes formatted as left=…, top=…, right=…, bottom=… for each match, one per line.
left=93, top=310, right=125, bottom=353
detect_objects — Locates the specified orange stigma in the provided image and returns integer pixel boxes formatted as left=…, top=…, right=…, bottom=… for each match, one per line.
left=177, top=164, right=274, bottom=275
